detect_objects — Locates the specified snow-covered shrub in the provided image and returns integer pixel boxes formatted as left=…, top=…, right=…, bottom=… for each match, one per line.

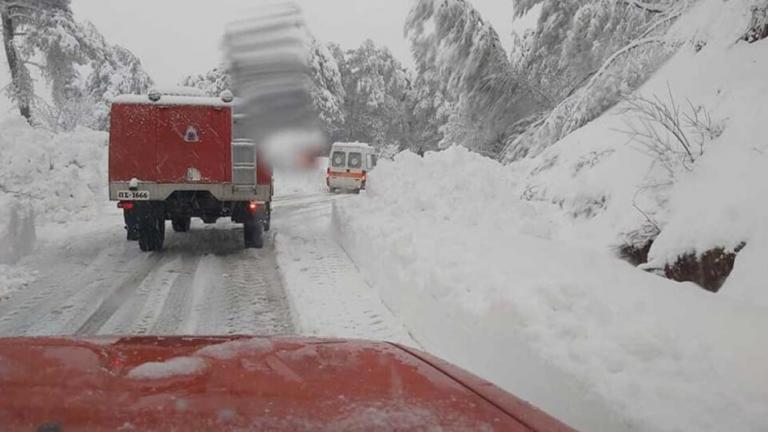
left=619, top=87, right=724, bottom=176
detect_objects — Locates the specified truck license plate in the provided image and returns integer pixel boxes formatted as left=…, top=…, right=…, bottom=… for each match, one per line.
left=117, top=190, right=150, bottom=201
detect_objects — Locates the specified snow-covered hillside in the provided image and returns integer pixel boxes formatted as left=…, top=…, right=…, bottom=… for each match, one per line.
left=520, top=0, right=768, bottom=302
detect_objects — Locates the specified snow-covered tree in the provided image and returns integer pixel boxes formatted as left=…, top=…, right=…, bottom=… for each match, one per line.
left=308, top=38, right=346, bottom=142
left=502, top=0, right=690, bottom=161
left=406, top=74, right=452, bottom=152
left=0, top=0, right=74, bottom=122
left=0, top=2, right=152, bottom=130
left=74, top=22, right=152, bottom=130
left=406, top=0, right=539, bottom=156
left=180, top=67, right=231, bottom=97
left=332, top=40, right=412, bottom=149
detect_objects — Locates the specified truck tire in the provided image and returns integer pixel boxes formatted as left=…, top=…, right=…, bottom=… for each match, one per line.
left=139, top=215, right=165, bottom=252
left=124, top=211, right=139, bottom=241
left=244, top=221, right=264, bottom=249
left=172, top=217, right=191, bottom=233
left=263, top=205, right=272, bottom=232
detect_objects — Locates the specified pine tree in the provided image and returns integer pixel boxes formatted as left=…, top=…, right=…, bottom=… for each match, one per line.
left=0, top=0, right=74, bottom=122
left=406, top=0, right=540, bottom=156
left=180, top=66, right=231, bottom=97
left=0, top=1, right=151, bottom=129
left=502, top=0, right=690, bottom=161
left=308, top=38, right=346, bottom=142
left=331, top=40, right=412, bottom=149
left=82, top=21, right=152, bottom=130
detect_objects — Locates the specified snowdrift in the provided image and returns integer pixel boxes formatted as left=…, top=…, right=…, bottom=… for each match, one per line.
left=334, top=147, right=768, bottom=431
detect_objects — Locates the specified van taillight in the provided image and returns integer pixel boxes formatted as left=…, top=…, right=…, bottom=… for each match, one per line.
left=118, top=201, right=134, bottom=210
left=326, top=167, right=331, bottom=176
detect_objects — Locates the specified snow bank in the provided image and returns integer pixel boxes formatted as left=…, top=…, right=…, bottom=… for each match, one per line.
left=0, top=115, right=109, bottom=255
left=334, top=147, right=768, bottom=432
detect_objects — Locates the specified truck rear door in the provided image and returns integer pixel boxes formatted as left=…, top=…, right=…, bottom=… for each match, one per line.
left=155, top=105, right=232, bottom=184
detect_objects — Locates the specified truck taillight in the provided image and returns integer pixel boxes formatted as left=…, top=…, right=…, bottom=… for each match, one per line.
left=118, top=201, right=134, bottom=210
left=248, top=201, right=262, bottom=214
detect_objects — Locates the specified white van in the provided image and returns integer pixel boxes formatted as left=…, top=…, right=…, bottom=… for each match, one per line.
left=326, top=143, right=377, bottom=193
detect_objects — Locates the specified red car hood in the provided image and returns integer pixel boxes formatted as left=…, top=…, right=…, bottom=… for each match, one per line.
left=0, top=337, right=573, bottom=431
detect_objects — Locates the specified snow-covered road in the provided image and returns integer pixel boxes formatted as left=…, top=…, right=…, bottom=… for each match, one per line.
left=0, top=190, right=403, bottom=342
left=0, top=217, right=293, bottom=337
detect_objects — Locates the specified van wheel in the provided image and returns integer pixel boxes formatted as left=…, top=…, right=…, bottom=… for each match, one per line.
left=139, top=215, right=165, bottom=252
left=172, top=217, right=191, bottom=233
left=244, top=221, right=264, bottom=249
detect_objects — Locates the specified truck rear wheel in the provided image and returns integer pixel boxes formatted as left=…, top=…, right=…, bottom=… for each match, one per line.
left=139, top=215, right=165, bottom=252
left=124, top=211, right=139, bottom=241
left=172, top=217, right=191, bottom=233
left=263, top=204, right=272, bottom=232
left=244, top=221, right=264, bottom=249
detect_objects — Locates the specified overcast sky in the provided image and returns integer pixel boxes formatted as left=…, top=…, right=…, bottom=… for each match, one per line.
left=71, top=1, right=532, bottom=86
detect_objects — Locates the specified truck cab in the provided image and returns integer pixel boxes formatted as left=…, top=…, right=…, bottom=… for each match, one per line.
left=326, top=142, right=377, bottom=193
left=109, top=88, right=272, bottom=251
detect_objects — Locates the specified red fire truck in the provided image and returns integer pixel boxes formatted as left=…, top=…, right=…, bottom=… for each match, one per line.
left=109, top=88, right=273, bottom=251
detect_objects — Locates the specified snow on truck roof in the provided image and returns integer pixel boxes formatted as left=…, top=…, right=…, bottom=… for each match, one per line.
left=111, top=87, right=234, bottom=107
left=111, top=94, right=232, bottom=107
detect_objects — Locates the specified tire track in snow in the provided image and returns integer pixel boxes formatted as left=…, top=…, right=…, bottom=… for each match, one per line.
left=192, top=231, right=294, bottom=336
left=95, top=256, right=182, bottom=336
left=273, top=194, right=415, bottom=345
left=179, top=253, right=222, bottom=335
left=0, top=228, right=144, bottom=336
left=0, top=203, right=302, bottom=338
left=76, top=253, right=167, bottom=336
left=151, top=253, right=202, bottom=335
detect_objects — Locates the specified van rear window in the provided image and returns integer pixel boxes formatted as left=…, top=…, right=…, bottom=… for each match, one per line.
left=332, top=151, right=346, bottom=168
left=348, top=152, right=362, bottom=169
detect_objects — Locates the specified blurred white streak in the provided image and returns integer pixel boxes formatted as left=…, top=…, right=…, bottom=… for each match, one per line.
left=223, top=0, right=326, bottom=171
